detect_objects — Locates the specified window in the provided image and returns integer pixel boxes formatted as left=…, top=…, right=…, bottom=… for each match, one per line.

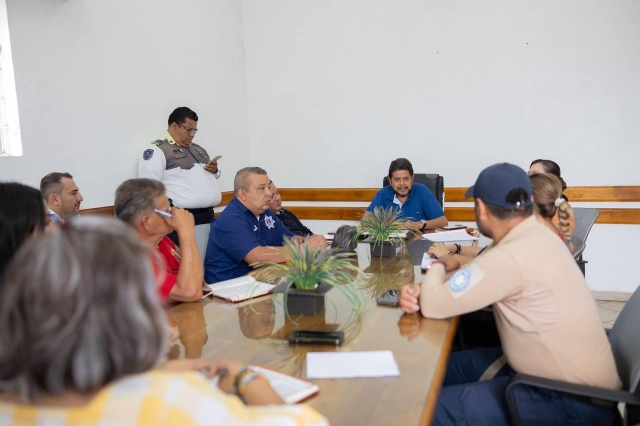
left=0, top=0, right=22, bottom=157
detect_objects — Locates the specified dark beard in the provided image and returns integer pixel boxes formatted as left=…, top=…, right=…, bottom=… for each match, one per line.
left=394, top=188, right=412, bottom=198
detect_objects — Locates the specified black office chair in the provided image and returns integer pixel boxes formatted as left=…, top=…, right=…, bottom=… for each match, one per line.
left=571, top=208, right=600, bottom=276
left=506, top=286, right=640, bottom=426
left=382, top=173, right=444, bottom=208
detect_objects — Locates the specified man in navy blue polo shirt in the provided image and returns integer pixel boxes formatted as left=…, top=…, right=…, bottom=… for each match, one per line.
left=204, top=167, right=327, bottom=283
left=367, top=158, right=448, bottom=232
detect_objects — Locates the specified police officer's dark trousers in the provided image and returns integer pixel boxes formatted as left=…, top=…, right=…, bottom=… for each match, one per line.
left=432, top=347, right=618, bottom=426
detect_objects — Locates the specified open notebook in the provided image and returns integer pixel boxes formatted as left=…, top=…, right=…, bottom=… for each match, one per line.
left=210, top=365, right=318, bottom=404
left=249, top=365, right=319, bottom=404
left=202, top=276, right=275, bottom=303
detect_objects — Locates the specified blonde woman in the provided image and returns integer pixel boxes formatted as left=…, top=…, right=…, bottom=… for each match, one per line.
left=529, top=172, right=575, bottom=251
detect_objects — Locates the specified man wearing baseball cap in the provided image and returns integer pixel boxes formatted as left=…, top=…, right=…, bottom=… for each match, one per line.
left=399, top=163, right=620, bottom=425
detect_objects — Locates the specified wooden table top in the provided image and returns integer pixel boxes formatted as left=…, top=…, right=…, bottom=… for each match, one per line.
left=169, top=238, right=458, bottom=426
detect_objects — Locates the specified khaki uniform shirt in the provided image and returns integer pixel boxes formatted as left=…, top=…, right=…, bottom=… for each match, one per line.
left=421, top=216, right=621, bottom=389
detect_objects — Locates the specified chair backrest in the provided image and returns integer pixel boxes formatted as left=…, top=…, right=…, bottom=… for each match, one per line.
left=194, top=223, right=211, bottom=261
left=382, top=173, right=445, bottom=208
left=571, top=238, right=585, bottom=260
left=608, top=286, right=640, bottom=393
left=331, top=225, right=358, bottom=253
left=572, top=208, right=600, bottom=243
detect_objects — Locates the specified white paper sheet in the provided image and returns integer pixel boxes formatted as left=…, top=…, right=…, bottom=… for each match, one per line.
left=306, top=350, right=400, bottom=379
left=423, top=229, right=479, bottom=242
left=388, top=230, right=408, bottom=239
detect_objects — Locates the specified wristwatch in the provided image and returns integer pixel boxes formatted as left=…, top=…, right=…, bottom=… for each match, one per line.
left=420, top=220, right=427, bottom=231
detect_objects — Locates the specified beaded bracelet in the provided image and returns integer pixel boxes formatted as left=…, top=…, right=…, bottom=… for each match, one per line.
left=234, top=368, right=262, bottom=402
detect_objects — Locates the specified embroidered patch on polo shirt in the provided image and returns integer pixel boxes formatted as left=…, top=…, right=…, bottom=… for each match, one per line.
left=265, top=215, right=275, bottom=229
left=143, top=149, right=154, bottom=160
left=448, top=263, right=484, bottom=299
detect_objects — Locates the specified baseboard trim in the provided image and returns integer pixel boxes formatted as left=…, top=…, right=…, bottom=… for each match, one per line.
left=592, top=291, right=632, bottom=302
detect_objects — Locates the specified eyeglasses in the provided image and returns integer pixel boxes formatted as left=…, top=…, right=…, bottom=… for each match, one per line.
left=178, top=123, right=199, bottom=135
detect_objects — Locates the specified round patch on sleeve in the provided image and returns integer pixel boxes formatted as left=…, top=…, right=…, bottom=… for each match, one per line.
left=143, top=149, right=154, bottom=160
left=449, top=269, right=471, bottom=293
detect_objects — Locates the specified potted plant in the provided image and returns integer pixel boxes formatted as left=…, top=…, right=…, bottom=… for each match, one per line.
left=251, top=237, right=361, bottom=317
left=353, top=206, right=410, bottom=257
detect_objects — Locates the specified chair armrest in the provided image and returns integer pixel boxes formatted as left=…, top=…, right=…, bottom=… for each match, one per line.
left=506, top=373, right=640, bottom=426
left=507, top=373, right=640, bottom=405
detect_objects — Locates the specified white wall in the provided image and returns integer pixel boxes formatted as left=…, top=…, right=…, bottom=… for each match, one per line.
left=242, top=0, right=640, bottom=293
left=242, top=0, right=640, bottom=188
left=1, top=0, right=250, bottom=207
left=1, top=0, right=639, bottom=293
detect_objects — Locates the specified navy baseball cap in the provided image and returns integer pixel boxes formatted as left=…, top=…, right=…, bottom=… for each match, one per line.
left=465, top=163, right=532, bottom=209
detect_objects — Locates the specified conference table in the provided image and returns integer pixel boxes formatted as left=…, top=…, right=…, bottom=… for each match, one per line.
left=169, top=236, right=459, bottom=425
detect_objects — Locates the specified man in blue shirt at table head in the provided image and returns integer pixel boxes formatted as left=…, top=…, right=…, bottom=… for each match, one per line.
left=204, top=167, right=328, bottom=284
left=366, top=158, right=448, bottom=231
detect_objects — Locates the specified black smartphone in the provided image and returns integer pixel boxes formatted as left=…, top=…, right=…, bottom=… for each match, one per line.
left=288, top=330, right=344, bottom=345
left=376, top=290, right=399, bottom=307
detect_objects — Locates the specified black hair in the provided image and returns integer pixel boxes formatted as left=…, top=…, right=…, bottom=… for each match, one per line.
left=40, top=172, right=73, bottom=200
left=485, top=188, right=533, bottom=219
left=530, top=159, right=567, bottom=191
left=388, top=158, right=414, bottom=178
left=0, top=182, right=47, bottom=278
left=167, top=107, right=198, bottom=127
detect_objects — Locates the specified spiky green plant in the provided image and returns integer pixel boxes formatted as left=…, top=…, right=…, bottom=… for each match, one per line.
left=353, top=206, right=410, bottom=248
left=250, top=237, right=362, bottom=314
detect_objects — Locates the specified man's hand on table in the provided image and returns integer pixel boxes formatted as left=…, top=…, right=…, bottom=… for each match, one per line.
left=427, top=243, right=451, bottom=259
left=399, top=283, right=422, bottom=314
left=307, top=234, right=328, bottom=249
left=164, top=358, right=217, bottom=377
left=290, top=235, right=328, bottom=250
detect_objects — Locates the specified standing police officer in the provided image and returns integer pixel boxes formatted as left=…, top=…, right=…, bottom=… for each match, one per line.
left=138, top=107, right=222, bottom=243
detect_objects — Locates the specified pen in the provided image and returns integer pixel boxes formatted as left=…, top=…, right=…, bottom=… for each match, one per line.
left=207, top=367, right=229, bottom=386
left=154, top=209, right=172, bottom=219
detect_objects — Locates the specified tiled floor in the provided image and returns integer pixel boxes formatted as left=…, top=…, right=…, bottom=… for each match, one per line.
left=594, top=298, right=628, bottom=417
left=595, top=299, right=626, bottom=330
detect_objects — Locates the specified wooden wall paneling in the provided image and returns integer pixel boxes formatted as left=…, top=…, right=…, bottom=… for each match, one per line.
left=563, top=186, right=640, bottom=202
left=595, top=208, right=640, bottom=225
left=80, top=206, right=114, bottom=216
left=444, top=186, right=640, bottom=203
left=80, top=186, right=640, bottom=225
left=286, top=206, right=367, bottom=221
left=220, top=191, right=234, bottom=205
left=278, top=188, right=378, bottom=202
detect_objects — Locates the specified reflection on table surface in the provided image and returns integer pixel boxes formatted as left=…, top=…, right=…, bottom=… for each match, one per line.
left=169, top=238, right=457, bottom=426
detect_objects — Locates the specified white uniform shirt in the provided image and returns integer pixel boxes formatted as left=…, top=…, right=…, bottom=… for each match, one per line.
left=138, top=132, right=222, bottom=209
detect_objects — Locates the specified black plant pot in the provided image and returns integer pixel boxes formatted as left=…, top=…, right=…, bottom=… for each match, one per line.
left=364, top=237, right=398, bottom=258
left=284, top=282, right=333, bottom=315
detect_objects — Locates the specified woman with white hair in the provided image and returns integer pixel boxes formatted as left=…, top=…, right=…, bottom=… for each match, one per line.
left=0, top=216, right=327, bottom=426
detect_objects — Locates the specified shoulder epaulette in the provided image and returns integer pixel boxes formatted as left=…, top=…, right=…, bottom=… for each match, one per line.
left=153, top=139, right=165, bottom=146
